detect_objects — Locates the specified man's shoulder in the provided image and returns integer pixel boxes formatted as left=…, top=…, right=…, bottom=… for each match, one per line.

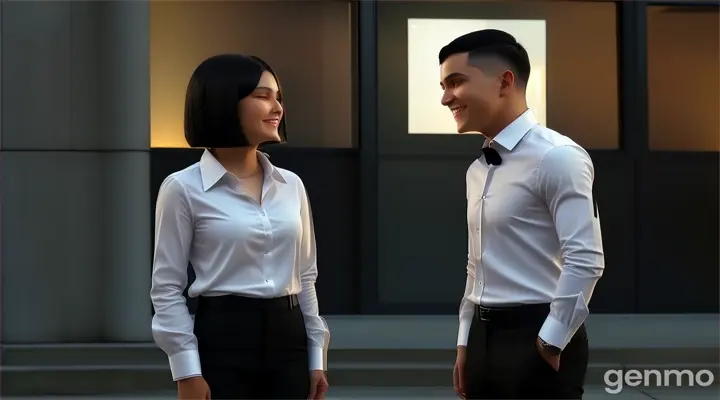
left=524, top=126, right=591, bottom=165
left=526, top=127, right=594, bottom=181
left=528, top=125, right=584, bottom=152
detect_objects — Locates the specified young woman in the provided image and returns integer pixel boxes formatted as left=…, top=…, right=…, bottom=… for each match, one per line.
left=151, top=54, right=330, bottom=400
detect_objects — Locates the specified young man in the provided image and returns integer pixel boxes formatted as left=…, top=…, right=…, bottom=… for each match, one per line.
left=440, top=30, right=605, bottom=399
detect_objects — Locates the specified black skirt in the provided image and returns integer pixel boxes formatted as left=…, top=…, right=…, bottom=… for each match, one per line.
left=194, top=294, right=310, bottom=399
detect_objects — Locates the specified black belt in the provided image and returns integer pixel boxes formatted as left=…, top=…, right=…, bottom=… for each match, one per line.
left=475, top=303, right=550, bottom=326
left=197, top=294, right=299, bottom=312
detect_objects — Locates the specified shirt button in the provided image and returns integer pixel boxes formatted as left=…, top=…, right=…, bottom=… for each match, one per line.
left=481, top=195, right=486, bottom=200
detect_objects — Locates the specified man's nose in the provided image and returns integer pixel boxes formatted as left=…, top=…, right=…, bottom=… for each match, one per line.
left=441, top=92, right=454, bottom=107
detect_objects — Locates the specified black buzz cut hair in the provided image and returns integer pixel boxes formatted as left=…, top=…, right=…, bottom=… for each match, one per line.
left=184, top=54, right=287, bottom=148
left=438, top=29, right=531, bottom=88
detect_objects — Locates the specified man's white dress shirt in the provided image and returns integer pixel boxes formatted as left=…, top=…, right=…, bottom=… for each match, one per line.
left=459, top=110, right=605, bottom=351
left=151, top=150, right=330, bottom=381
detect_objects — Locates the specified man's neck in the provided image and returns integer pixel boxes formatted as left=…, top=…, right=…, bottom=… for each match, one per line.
left=483, top=103, right=529, bottom=140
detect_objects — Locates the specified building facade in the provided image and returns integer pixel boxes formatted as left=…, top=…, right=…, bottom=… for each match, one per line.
left=1, top=0, right=718, bottom=345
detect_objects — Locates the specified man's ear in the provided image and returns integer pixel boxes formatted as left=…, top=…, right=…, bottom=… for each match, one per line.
left=499, top=69, right=516, bottom=92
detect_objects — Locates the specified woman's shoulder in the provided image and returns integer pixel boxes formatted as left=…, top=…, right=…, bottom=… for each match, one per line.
left=159, top=162, right=203, bottom=193
left=272, top=166, right=304, bottom=188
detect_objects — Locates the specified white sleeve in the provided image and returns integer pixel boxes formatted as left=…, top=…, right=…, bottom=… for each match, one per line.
left=150, top=176, right=201, bottom=381
left=296, top=181, right=330, bottom=370
left=536, top=146, right=605, bottom=350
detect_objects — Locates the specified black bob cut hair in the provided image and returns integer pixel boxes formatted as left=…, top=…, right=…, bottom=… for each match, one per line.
left=438, top=29, right=531, bottom=87
left=184, top=54, right=287, bottom=148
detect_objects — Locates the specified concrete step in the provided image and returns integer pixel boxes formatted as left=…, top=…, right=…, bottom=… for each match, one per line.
left=2, top=361, right=719, bottom=396
left=8, top=385, right=719, bottom=400
left=3, top=343, right=719, bottom=366
left=3, top=342, right=719, bottom=396
left=3, top=314, right=718, bottom=396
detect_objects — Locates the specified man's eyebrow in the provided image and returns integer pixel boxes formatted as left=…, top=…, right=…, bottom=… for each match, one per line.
left=254, top=86, right=277, bottom=92
left=441, top=72, right=468, bottom=84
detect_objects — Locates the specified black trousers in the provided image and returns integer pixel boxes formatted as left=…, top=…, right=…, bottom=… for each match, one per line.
left=464, top=303, right=589, bottom=399
left=193, top=294, right=310, bottom=399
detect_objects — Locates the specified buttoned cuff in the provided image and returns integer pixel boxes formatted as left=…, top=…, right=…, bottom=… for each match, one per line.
left=309, top=346, right=326, bottom=371
left=457, top=317, right=472, bottom=347
left=168, top=350, right=202, bottom=381
left=538, top=315, right=573, bottom=351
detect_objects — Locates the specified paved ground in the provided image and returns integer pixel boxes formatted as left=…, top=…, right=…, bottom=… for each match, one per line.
left=325, top=386, right=719, bottom=399
left=5, top=385, right=720, bottom=399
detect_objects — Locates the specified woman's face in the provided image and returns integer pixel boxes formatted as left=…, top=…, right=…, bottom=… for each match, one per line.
left=238, top=71, right=283, bottom=145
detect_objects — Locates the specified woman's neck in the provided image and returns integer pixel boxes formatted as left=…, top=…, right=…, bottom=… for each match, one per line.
left=212, top=147, right=261, bottom=178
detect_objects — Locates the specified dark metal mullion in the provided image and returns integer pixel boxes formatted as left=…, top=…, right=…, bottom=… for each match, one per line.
left=358, top=0, right=379, bottom=314
left=618, top=0, right=649, bottom=312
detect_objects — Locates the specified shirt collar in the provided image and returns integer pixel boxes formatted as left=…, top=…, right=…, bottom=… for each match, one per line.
left=486, top=109, right=538, bottom=152
left=200, top=149, right=287, bottom=191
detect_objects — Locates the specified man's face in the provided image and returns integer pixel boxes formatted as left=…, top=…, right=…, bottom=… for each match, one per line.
left=440, top=53, right=503, bottom=134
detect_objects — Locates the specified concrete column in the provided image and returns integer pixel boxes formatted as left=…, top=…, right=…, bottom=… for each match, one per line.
left=1, top=1, right=151, bottom=342
left=98, top=2, right=152, bottom=342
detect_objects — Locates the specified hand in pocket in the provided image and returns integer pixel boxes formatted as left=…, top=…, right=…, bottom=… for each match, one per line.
left=535, top=338, right=560, bottom=372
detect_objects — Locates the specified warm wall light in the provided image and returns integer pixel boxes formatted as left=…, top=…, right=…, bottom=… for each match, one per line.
left=408, top=18, right=547, bottom=135
left=150, top=2, right=354, bottom=149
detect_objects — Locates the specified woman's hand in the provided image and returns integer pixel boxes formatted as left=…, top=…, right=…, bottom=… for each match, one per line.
left=177, top=376, right=210, bottom=399
left=454, top=346, right=467, bottom=398
left=308, top=370, right=329, bottom=399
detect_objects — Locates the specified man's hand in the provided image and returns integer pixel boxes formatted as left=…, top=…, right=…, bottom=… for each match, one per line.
left=308, top=370, right=329, bottom=399
left=177, top=376, right=210, bottom=400
left=536, top=337, right=561, bottom=371
left=453, top=346, right=467, bottom=398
